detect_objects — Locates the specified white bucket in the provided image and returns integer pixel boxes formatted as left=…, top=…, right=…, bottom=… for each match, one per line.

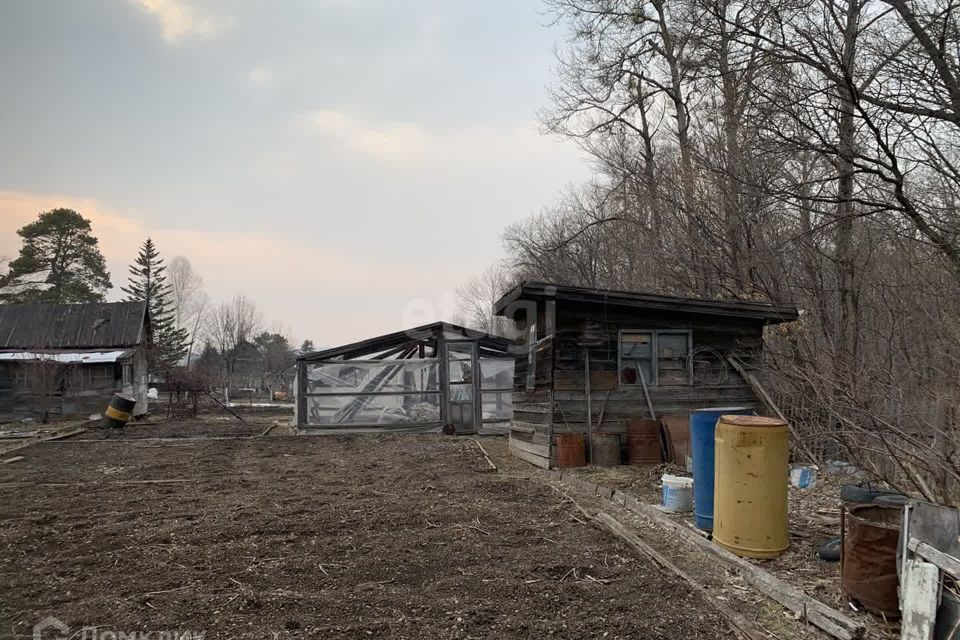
left=790, top=464, right=818, bottom=489
left=662, top=474, right=694, bottom=512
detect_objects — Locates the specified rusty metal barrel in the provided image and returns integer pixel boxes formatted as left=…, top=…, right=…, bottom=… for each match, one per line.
left=555, top=433, right=586, bottom=468
left=103, top=392, right=136, bottom=429
left=842, top=504, right=902, bottom=617
left=591, top=432, right=621, bottom=467
left=627, top=418, right=662, bottom=465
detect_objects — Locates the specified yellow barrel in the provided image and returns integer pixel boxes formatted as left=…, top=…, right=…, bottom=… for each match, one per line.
left=713, top=415, right=790, bottom=559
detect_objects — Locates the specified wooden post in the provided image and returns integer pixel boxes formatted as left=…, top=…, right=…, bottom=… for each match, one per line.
left=584, top=348, right=592, bottom=464
left=438, top=331, right=449, bottom=429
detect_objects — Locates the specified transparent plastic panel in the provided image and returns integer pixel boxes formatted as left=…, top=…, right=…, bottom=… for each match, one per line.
left=306, top=360, right=439, bottom=394
left=481, top=391, right=513, bottom=422
left=480, top=357, right=514, bottom=390
left=447, top=343, right=474, bottom=383
left=305, top=393, right=441, bottom=426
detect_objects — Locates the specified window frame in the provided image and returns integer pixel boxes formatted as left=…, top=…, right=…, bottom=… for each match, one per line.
left=618, top=329, right=693, bottom=387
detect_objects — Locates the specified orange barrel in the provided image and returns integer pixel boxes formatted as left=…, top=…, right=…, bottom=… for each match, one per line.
left=555, top=433, right=586, bottom=468
left=713, top=415, right=790, bottom=558
left=627, top=418, right=662, bottom=465
left=104, top=392, right=136, bottom=429
left=591, top=432, right=621, bottom=467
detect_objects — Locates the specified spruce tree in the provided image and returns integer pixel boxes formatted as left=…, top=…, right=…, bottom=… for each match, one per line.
left=122, top=238, right=188, bottom=370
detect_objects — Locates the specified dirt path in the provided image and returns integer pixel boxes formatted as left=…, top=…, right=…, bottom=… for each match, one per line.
left=0, top=429, right=732, bottom=639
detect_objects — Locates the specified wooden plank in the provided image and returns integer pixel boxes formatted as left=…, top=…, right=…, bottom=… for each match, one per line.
left=474, top=439, right=497, bottom=472
left=725, top=357, right=784, bottom=420
left=615, top=494, right=863, bottom=640
left=509, top=441, right=550, bottom=469
left=900, top=559, right=939, bottom=640
left=509, top=436, right=550, bottom=459
left=508, top=421, right=537, bottom=434
left=593, top=512, right=766, bottom=640
left=909, top=537, right=960, bottom=578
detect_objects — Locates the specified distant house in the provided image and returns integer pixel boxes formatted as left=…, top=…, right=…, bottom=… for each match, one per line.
left=226, top=340, right=266, bottom=391
left=0, top=301, right=151, bottom=421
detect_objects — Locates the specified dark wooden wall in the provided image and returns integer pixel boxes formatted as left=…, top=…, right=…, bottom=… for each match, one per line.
left=508, top=300, right=766, bottom=468
left=0, top=355, right=148, bottom=422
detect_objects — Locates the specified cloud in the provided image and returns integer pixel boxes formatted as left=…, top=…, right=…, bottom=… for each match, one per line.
left=246, top=65, right=273, bottom=89
left=302, top=109, right=564, bottom=167
left=128, top=0, right=230, bottom=43
left=0, top=191, right=474, bottom=344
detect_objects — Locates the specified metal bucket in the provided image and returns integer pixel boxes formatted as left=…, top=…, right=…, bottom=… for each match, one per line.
left=104, top=393, right=136, bottom=429
left=591, top=432, right=621, bottom=467
left=842, top=504, right=902, bottom=617
left=627, top=418, right=662, bottom=465
left=555, top=433, right=586, bottom=468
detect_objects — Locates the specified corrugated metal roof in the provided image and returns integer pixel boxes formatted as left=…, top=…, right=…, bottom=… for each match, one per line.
left=0, top=301, right=148, bottom=349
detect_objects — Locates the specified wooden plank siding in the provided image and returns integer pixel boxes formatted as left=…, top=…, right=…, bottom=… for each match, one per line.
left=509, top=298, right=767, bottom=468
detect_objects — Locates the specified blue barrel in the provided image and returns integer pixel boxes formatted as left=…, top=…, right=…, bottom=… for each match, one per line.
left=690, top=406, right=753, bottom=530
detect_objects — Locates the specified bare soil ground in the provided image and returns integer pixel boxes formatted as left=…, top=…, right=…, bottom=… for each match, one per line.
left=559, top=461, right=899, bottom=639
left=0, top=421, right=732, bottom=640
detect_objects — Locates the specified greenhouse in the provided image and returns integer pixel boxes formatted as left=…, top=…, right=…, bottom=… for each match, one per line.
left=294, top=322, right=515, bottom=434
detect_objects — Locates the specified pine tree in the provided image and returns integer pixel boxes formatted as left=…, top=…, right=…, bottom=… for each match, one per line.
left=0, top=208, right=112, bottom=303
left=122, top=238, right=188, bottom=370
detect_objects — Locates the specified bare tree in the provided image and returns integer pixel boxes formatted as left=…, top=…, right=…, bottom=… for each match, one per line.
left=205, top=294, right=263, bottom=358
left=167, top=256, right=208, bottom=366
left=484, top=0, right=960, bottom=501
left=454, top=265, right=517, bottom=336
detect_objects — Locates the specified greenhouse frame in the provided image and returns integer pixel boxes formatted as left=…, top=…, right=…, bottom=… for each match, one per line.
left=295, top=322, right=515, bottom=434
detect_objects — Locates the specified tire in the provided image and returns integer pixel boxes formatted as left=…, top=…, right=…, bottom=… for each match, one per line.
left=840, top=483, right=905, bottom=505
left=818, top=538, right=841, bottom=562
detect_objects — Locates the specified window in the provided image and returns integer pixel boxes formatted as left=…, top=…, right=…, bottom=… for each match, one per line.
left=13, top=368, right=28, bottom=390
left=656, top=331, right=691, bottom=386
left=85, top=364, right=116, bottom=387
left=619, top=331, right=654, bottom=386
left=619, top=330, right=691, bottom=386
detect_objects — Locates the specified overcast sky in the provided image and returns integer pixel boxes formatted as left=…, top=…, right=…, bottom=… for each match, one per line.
left=0, top=0, right=589, bottom=346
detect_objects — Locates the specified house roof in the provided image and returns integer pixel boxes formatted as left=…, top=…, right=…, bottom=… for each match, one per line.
left=0, top=301, right=149, bottom=350
left=0, top=350, right=134, bottom=363
left=298, top=321, right=513, bottom=362
left=493, top=281, right=799, bottom=325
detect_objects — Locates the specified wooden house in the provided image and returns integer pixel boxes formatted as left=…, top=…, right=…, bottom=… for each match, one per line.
left=493, top=282, right=798, bottom=468
left=0, top=301, right=151, bottom=421
left=295, top=322, right=514, bottom=434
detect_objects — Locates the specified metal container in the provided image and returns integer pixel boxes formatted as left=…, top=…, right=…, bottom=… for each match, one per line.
left=713, top=415, right=790, bottom=559
left=661, top=414, right=691, bottom=468
left=627, top=418, right=662, bottom=465
left=103, top=392, right=136, bottom=429
left=842, top=504, right=902, bottom=617
left=591, top=432, right=621, bottom=467
left=555, top=433, right=586, bottom=468
left=689, top=406, right=752, bottom=530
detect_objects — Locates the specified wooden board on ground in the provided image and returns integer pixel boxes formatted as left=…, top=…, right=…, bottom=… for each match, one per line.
left=613, top=491, right=864, bottom=640
left=593, top=512, right=765, bottom=640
